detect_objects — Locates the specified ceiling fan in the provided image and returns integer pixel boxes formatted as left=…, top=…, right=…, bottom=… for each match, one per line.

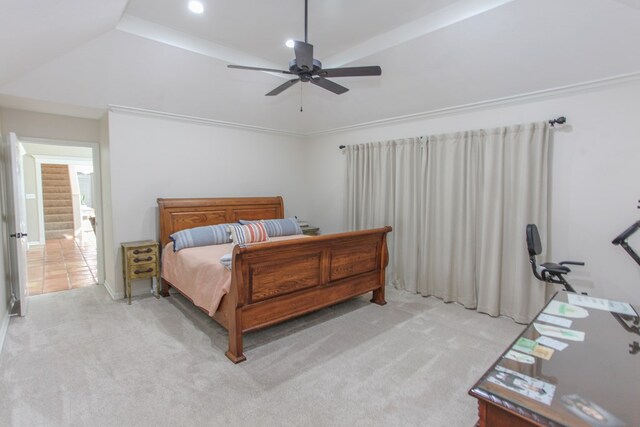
left=227, top=0, right=382, bottom=96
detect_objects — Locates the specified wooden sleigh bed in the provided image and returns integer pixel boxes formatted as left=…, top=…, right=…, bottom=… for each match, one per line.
left=158, top=196, right=391, bottom=363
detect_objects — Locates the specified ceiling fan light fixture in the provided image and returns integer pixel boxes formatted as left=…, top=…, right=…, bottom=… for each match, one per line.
left=285, top=39, right=295, bottom=48
left=188, top=1, right=204, bottom=14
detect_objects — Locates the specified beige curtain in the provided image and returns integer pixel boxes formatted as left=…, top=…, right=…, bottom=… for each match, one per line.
left=346, top=122, right=549, bottom=322
left=346, top=139, right=423, bottom=292
left=473, top=124, right=549, bottom=322
left=419, top=131, right=480, bottom=308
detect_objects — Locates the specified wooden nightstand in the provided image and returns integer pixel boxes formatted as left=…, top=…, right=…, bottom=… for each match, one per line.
left=301, top=226, right=320, bottom=236
left=121, top=240, right=160, bottom=305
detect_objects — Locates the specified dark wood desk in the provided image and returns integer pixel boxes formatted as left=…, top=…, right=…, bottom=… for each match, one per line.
left=469, top=292, right=640, bottom=427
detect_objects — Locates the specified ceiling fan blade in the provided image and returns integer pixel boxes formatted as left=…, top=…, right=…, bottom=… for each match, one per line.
left=266, top=78, right=300, bottom=96
left=294, top=41, right=314, bottom=70
left=228, top=64, right=293, bottom=75
left=310, top=77, right=349, bottom=95
left=318, top=66, right=382, bottom=78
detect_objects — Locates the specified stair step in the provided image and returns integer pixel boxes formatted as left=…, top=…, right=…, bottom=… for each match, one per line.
left=43, top=199, right=72, bottom=208
left=42, top=186, right=72, bottom=194
left=45, top=221, right=74, bottom=231
left=43, top=193, right=72, bottom=201
left=41, top=172, right=68, bottom=178
left=44, top=206, right=72, bottom=215
left=42, top=172, right=69, bottom=181
left=42, top=178, right=69, bottom=185
left=44, top=213, right=73, bottom=223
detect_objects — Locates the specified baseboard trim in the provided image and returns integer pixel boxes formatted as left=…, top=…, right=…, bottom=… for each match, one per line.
left=102, top=279, right=153, bottom=301
left=0, top=311, right=10, bottom=356
left=103, top=279, right=124, bottom=300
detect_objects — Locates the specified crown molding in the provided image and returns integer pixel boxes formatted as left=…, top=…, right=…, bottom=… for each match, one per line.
left=108, top=105, right=305, bottom=137
left=306, top=71, right=640, bottom=137
left=110, top=71, right=640, bottom=138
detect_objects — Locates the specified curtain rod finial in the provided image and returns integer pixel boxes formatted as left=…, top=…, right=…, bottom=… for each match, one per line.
left=549, top=116, right=567, bottom=127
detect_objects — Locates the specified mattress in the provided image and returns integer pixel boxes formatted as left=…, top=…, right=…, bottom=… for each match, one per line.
left=161, top=235, right=309, bottom=315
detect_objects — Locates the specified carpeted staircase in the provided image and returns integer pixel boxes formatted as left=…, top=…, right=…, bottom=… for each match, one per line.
left=42, top=164, right=74, bottom=240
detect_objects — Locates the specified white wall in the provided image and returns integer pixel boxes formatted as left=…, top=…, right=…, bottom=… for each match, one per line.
left=305, top=79, right=640, bottom=303
left=106, top=112, right=310, bottom=298
left=99, top=114, right=115, bottom=293
left=0, top=122, right=10, bottom=352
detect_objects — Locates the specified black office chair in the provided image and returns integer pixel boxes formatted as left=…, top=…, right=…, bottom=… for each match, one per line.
left=526, top=224, right=585, bottom=293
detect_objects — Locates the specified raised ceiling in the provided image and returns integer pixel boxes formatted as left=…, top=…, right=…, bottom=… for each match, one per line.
left=0, top=0, right=639, bottom=134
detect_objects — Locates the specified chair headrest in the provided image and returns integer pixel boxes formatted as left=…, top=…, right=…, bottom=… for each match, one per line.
left=526, top=224, right=542, bottom=256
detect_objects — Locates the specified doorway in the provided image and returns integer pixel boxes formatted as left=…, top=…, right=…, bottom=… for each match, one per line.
left=19, top=139, right=102, bottom=296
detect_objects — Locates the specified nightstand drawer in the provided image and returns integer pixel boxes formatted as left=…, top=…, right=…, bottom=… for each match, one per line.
left=125, top=245, right=157, bottom=259
left=129, top=262, right=157, bottom=279
left=127, top=253, right=157, bottom=266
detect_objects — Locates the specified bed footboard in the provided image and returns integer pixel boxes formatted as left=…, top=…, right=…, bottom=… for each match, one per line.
left=224, top=226, right=392, bottom=363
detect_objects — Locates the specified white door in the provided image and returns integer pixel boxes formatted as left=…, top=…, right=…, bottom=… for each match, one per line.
left=8, top=132, right=28, bottom=316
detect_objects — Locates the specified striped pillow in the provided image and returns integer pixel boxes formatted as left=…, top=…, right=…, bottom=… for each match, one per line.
left=239, top=218, right=302, bottom=237
left=170, top=224, right=232, bottom=251
left=228, top=222, right=269, bottom=245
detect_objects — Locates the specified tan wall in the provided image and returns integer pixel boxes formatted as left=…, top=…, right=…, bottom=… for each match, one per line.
left=0, top=108, right=99, bottom=143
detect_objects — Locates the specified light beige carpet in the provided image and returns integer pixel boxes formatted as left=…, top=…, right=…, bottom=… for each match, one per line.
left=0, top=284, right=523, bottom=426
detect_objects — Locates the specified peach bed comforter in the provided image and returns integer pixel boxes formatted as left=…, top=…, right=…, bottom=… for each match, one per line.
left=162, top=235, right=309, bottom=315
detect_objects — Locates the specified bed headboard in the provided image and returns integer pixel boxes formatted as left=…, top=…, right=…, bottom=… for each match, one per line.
left=157, top=196, right=285, bottom=248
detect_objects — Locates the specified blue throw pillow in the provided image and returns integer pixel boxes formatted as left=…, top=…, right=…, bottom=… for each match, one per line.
left=170, top=224, right=233, bottom=251
left=239, top=217, right=302, bottom=237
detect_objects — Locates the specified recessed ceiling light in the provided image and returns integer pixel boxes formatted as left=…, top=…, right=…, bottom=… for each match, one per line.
left=188, top=1, right=204, bottom=14
left=285, top=39, right=295, bottom=48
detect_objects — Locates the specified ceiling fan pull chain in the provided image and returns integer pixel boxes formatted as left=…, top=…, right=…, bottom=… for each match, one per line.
left=300, top=82, right=303, bottom=112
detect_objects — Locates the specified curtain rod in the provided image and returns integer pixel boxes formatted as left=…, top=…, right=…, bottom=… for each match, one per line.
left=338, top=116, right=568, bottom=150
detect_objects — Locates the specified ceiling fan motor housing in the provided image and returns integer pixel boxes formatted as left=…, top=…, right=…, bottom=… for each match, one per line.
left=289, top=58, right=322, bottom=81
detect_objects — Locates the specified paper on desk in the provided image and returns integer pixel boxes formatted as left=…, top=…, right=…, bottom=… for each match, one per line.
left=512, top=338, right=555, bottom=360
left=513, top=337, right=537, bottom=354
left=534, top=323, right=585, bottom=341
left=537, top=313, right=573, bottom=328
left=543, top=300, right=589, bottom=318
left=487, top=366, right=556, bottom=406
left=566, top=294, right=636, bottom=316
left=531, top=345, right=554, bottom=360
left=536, top=336, right=569, bottom=351
left=504, top=350, right=535, bottom=364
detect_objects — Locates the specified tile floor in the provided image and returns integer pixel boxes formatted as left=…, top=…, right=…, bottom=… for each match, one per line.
left=27, top=221, right=97, bottom=295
